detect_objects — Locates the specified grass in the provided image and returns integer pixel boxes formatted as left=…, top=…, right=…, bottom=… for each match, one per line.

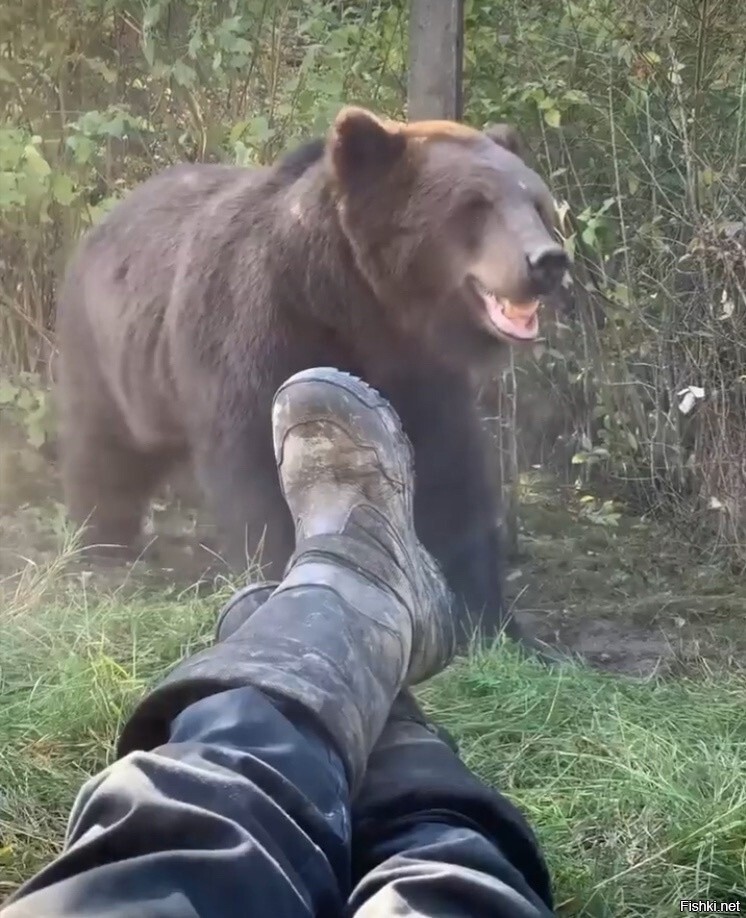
left=0, top=498, right=745, bottom=916
left=424, top=657, right=746, bottom=915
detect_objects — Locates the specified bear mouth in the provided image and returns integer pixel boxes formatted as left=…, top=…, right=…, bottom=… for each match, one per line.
left=467, top=277, right=540, bottom=343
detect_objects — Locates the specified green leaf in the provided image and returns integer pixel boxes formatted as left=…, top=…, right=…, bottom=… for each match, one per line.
left=581, top=225, right=597, bottom=247
left=51, top=173, right=76, bottom=206
left=0, top=382, right=19, bottom=404
left=245, top=115, right=271, bottom=145
left=66, top=134, right=96, bottom=165
left=701, top=167, right=715, bottom=187
left=543, top=108, right=561, bottom=128
left=172, top=60, right=197, bottom=88
left=25, top=421, right=46, bottom=449
left=229, top=121, right=248, bottom=144
left=23, top=144, right=51, bottom=179
left=188, top=31, right=204, bottom=59
left=233, top=141, right=253, bottom=167
left=0, top=129, right=26, bottom=170
left=143, top=0, right=167, bottom=30
left=88, top=194, right=121, bottom=224
left=562, top=89, right=590, bottom=105
left=0, top=173, right=24, bottom=208
left=142, top=37, right=156, bottom=68
left=86, top=58, right=117, bottom=85
left=106, top=116, right=126, bottom=139
left=16, top=388, right=35, bottom=411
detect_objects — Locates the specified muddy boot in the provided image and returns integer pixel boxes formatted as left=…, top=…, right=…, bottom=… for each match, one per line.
left=118, top=369, right=457, bottom=790
left=215, top=581, right=280, bottom=640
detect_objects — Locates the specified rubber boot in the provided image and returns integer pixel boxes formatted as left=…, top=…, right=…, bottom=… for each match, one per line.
left=215, top=581, right=280, bottom=640
left=213, top=585, right=460, bottom=767
left=118, top=369, right=457, bottom=790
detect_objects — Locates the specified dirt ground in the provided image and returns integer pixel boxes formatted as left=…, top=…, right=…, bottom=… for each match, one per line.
left=514, top=478, right=745, bottom=675
left=2, top=435, right=744, bottom=678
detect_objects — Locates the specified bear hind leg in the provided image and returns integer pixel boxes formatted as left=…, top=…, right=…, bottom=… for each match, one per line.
left=60, top=426, right=175, bottom=556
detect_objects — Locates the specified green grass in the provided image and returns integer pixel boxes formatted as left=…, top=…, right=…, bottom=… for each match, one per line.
left=1, top=546, right=745, bottom=916
left=424, top=658, right=746, bottom=915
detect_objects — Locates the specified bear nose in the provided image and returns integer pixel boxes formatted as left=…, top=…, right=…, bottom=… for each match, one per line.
left=526, top=246, right=569, bottom=295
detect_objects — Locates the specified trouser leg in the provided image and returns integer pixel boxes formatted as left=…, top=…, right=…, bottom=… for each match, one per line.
left=347, top=694, right=555, bottom=918
left=2, top=685, right=350, bottom=918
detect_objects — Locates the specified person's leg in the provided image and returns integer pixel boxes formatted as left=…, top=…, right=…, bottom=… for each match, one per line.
left=1, top=369, right=456, bottom=918
left=347, top=692, right=555, bottom=918
left=2, top=684, right=351, bottom=918
left=219, top=591, right=556, bottom=917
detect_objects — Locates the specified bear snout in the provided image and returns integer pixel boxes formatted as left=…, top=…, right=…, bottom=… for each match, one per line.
left=526, top=245, right=569, bottom=297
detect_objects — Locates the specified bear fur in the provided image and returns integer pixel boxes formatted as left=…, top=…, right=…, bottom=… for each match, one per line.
left=55, top=106, right=567, bottom=652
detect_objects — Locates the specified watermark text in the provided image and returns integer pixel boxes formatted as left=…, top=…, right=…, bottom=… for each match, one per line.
left=680, top=902, right=741, bottom=914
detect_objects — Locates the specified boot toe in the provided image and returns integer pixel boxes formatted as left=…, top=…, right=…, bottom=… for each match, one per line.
left=271, top=368, right=414, bottom=487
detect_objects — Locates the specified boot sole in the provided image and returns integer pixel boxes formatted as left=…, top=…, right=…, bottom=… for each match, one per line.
left=272, top=368, right=415, bottom=505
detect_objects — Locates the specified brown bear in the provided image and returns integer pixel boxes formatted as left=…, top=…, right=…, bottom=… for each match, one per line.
left=55, top=106, right=568, bottom=653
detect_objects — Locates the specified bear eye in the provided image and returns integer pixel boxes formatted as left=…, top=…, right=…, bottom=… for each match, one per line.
left=460, top=192, right=491, bottom=219
left=454, top=193, right=491, bottom=249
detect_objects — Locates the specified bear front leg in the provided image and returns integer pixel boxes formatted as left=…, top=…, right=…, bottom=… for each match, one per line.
left=192, top=430, right=295, bottom=580
left=413, top=464, right=509, bottom=647
left=413, top=435, right=551, bottom=660
left=403, top=390, right=534, bottom=653
left=438, top=520, right=539, bottom=651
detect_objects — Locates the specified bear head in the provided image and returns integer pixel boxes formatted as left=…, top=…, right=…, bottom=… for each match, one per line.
left=327, top=106, right=569, bottom=356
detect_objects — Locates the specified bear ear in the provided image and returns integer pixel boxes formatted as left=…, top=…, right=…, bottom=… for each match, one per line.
left=330, top=106, right=408, bottom=185
left=484, top=123, right=527, bottom=161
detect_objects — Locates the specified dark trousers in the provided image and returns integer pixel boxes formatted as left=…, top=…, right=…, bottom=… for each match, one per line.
left=2, top=685, right=554, bottom=917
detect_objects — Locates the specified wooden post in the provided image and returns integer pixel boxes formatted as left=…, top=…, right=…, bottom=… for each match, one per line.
left=407, top=0, right=464, bottom=121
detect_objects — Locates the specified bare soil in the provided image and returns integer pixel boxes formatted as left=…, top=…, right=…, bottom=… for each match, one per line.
left=512, top=477, right=745, bottom=675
